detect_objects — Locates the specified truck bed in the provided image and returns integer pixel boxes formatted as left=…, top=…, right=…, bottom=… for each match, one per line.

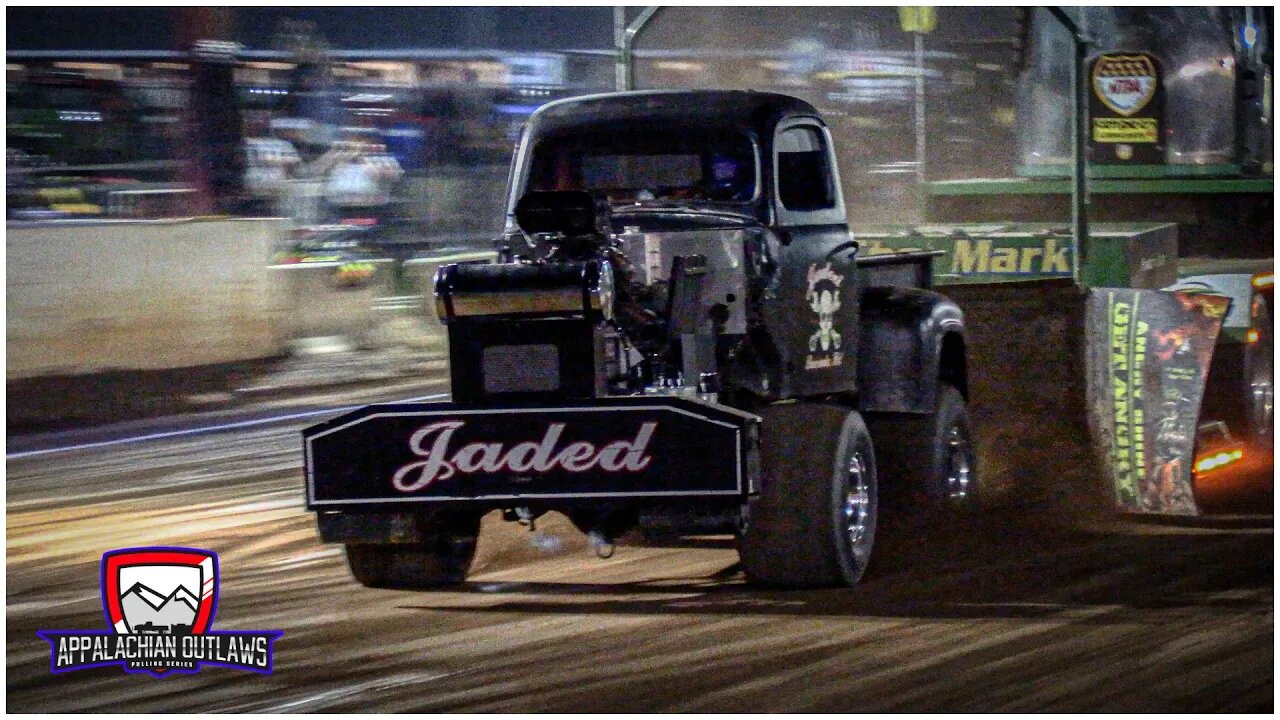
left=855, top=248, right=943, bottom=289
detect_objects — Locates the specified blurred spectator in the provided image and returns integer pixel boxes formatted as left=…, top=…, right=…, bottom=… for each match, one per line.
left=274, top=125, right=403, bottom=228
left=242, top=114, right=301, bottom=216
left=324, top=133, right=404, bottom=221
left=284, top=61, right=342, bottom=151
left=383, top=108, right=430, bottom=174
left=276, top=117, right=333, bottom=227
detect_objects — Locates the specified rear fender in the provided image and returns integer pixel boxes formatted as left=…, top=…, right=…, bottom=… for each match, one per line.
left=857, top=287, right=965, bottom=413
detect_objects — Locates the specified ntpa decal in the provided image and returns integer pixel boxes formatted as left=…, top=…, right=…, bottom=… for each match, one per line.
left=1092, top=53, right=1158, bottom=117
left=37, top=547, right=281, bottom=677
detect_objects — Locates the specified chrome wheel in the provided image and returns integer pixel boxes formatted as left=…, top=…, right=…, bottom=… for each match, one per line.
left=944, top=425, right=974, bottom=501
left=844, top=452, right=872, bottom=548
left=1248, top=296, right=1273, bottom=439
left=1249, top=359, right=1273, bottom=437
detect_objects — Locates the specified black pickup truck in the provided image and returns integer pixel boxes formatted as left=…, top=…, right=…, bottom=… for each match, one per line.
left=304, top=90, right=977, bottom=589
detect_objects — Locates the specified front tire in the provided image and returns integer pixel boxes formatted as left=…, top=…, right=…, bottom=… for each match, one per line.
left=345, top=511, right=480, bottom=589
left=739, top=403, right=878, bottom=588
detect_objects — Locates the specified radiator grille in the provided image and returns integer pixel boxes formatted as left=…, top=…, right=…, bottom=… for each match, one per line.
left=482, top=344, right=560, bottom=393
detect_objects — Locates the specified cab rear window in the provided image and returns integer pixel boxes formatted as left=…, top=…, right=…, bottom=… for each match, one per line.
left=528, top=127, right=756, bottom=204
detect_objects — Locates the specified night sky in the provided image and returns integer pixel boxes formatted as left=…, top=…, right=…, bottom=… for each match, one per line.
left=6, top=7, right=618, bottom=52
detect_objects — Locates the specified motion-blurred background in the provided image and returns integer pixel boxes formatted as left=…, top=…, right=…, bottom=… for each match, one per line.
left=6, top=7, right=1034, bottom=231
left=6, top=7, right=1272, bottom=434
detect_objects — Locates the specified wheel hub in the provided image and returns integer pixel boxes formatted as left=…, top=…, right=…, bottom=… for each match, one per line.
left=1249, top=347, right=1273, bottom=438
left=1250, top=373, right=1273, bottom=435
left=1248, top=297, right=1274, bottom=439
left=844, top=453, right=871, bottom=547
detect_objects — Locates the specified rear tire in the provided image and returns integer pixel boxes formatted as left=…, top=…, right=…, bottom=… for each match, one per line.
left=345, top=511, right=480, bottom=589
left=739, top=403, right=878, bottom=588
left=866, top=384, right=978, bottom=513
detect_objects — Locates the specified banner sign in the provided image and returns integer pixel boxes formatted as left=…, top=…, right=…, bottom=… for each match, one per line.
left=859, top=233, right=1074, bottom=284
left=1086, top=288, right=1229, bottom=515
left=1089, top=52, right=1165, bottom=165
left=858, top=224, right=1178, bottom=289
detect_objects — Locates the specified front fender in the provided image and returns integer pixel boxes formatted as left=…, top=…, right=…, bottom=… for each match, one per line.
left=857, top=287, right=965, bottom=413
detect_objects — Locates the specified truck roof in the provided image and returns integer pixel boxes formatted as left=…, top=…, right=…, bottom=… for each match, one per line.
left=525, top=89, right=820, bottom=138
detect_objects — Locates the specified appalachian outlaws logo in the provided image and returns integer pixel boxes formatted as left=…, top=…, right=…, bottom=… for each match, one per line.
left=1092, top=54, right=1157, bottom=116
left=37, top=547, right=282, bottom=677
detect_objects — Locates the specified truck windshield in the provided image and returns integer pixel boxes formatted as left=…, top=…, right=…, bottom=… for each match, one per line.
left=527, top=128, right=756, bottom=205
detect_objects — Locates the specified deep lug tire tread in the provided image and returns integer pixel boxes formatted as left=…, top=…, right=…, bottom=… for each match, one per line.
left=345, top=512, right=481, bottom=589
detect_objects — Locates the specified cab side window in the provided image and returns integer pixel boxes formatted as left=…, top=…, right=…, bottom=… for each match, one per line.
left=776, top=126, right=835, bottom=212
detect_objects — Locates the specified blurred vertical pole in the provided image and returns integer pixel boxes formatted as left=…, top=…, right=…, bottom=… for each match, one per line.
left=173, top=7, right=216, bottom=215
left=899, top=8, right=935, bottom=186
left=614, top=7, right=627, bottom=91
left=174, top=7, right=242, bottom=216
left=1048, top=7, right=1089, bottom=280
left=622, top=7, right=662, bottom=91
left=914, top=32, right=926, bottom=184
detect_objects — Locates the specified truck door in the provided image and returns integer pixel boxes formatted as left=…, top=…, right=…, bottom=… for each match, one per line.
left=768, top=118, right=860, bottom=397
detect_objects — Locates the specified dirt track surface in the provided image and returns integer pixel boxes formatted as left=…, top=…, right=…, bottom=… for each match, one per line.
left=6, top=417, right=1273, bottom=712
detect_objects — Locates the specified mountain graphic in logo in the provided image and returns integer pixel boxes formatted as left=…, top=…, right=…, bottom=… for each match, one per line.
left=120, top=583, right=200, bottom=634
left=38, top=546, right=282, bottom=677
